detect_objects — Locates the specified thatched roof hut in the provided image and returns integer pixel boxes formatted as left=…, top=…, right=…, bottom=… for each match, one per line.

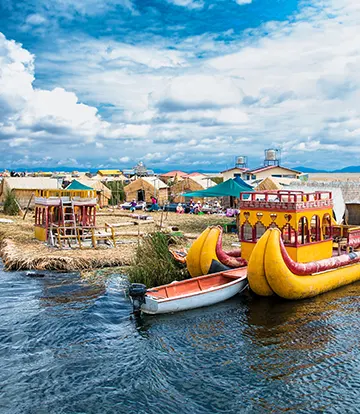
left=0, top=177, right=60, bottom=208
left=171, top=176, right=216, bottom=203
left=124, top=177, right=168, bottom=204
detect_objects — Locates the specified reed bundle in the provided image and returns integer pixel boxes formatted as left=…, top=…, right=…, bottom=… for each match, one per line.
left=0, top=239, right=135, bottom=271
left=127, top=232, right=189, bottom=287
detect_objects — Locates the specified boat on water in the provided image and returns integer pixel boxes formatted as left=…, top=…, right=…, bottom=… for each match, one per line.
left=129, top=268, right=248, bottom=315
left=242, top=190, right=360, bottom=299
left=185, top=225, right=247, bottom=277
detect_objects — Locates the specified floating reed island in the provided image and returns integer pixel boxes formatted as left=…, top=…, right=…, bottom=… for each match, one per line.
left=0, top=210, right=236, bottom=272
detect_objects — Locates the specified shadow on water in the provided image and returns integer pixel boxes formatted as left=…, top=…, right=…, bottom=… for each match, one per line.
left=0, top=262, right=359, bottom=414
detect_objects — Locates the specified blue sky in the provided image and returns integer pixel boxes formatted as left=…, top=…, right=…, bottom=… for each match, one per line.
left=0, top=0, right=359, bottom=171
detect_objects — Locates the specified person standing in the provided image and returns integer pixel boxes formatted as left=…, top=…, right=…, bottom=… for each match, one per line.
left=130, top=199, right=137, bottom=212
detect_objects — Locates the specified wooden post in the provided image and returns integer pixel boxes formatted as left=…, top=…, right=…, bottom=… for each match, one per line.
left=137, top=218, right=141, bottom=248
left=159, top=207, right=164, bottom=230
left=23, top=192, right=34, bottom=220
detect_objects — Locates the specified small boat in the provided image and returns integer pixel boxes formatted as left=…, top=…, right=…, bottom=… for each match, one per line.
left=129, top=268, right=248, bottom=315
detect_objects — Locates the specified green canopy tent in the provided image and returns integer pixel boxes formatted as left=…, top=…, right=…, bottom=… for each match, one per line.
left=184, top=178, right=253, bottom=198
left=65, top=180, right=94, bottom=191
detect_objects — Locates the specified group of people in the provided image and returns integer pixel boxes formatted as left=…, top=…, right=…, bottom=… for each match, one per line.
left=129, top=196, right=222, bottom=214
left=129, top=196, right=159, bottom=212
left=175, top=199, right=222, bottom=215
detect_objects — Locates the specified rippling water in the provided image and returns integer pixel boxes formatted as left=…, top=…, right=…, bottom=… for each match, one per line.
left=0, top=260, right=359, bottom=414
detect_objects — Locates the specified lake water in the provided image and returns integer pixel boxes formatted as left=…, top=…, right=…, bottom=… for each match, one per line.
left=0, top=260, right=359, bottom=413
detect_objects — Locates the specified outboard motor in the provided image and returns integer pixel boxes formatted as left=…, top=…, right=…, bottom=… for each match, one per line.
left=129, top=283, right=147, bottom=315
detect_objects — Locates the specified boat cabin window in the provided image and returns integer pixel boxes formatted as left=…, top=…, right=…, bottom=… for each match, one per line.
left=255, top=222, right=266, bottom=240
left=310, top=215, right=321, bottom=242
left=242, top=222, right=253, bottom=241
left=282, top=223, right=296, bottom=245
left=298, top=217, right=310, bottom=244
left=322, top=214, right=332, bottom=240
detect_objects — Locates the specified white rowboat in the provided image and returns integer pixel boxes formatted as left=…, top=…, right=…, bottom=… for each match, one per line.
left=130, top=268, right=248, bottom=315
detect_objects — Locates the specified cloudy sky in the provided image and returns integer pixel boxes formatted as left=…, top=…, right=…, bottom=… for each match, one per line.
left=0, top=0, right=359, bottom=171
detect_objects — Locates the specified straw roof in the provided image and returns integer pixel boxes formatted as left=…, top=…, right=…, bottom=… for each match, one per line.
left=2, top=177, right=60, bottom=190
left=255, top=176, right=300, bottom=191
left=255, top=177, right=282, bottom=191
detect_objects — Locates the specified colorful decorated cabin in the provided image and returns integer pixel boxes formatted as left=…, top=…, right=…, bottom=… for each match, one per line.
left=34, top=188, right=97, bottom=242
left=239, top=190, right=333, bottom=262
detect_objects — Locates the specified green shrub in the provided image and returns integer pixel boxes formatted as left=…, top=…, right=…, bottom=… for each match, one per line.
left=3, top=191, right=20, bottom=216
left=127, top=232, right=189, bottom=287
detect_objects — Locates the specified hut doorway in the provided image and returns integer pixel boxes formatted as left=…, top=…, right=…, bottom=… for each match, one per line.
left=137, top=189, right=145, bottom=202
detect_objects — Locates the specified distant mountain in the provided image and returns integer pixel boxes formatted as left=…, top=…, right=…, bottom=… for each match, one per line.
left=294, top=165, right=360, bottom=173
left=293, top=166, right=329, bottom=173
left=333, top=166, right=360, bottom=173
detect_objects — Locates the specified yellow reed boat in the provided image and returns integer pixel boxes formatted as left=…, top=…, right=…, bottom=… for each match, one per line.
left=185, top=189, right=360, bottom=299
left=243, top=190, right=360, bottom=299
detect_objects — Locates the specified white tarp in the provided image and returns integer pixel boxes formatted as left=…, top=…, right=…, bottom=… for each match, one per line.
left=287, top=185, right=345, bottom=224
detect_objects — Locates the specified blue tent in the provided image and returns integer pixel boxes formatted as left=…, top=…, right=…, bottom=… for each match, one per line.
left=233, top=175, right=253, bottom=190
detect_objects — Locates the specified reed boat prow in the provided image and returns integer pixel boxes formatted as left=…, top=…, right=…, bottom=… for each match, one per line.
left=264, top=228, right=360, bottom=299
left=129, top=268, right=248, bottom=315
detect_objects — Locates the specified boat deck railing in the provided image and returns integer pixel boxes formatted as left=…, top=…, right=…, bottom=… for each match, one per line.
left=239, top=190, right=333, bottom=210
left=35, top=196, right=97, bottom=206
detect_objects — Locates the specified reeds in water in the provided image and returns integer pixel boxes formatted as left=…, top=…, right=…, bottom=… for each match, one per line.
left=127, top=232, right=189, bottom=288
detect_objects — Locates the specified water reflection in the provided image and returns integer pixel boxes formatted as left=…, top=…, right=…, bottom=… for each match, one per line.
left=0, top=264, right=359, bottom=414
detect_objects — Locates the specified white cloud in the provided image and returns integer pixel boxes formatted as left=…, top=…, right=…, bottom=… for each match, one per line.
left=34, top=0, right=136, bottom=17
left=9, top=137, right=32, bottom=147
left=0, top=32, right=152, bottom=168
left=235, top=0, right=252, bottom=5
left=143, top=152, right=163, bottom=161
left=167, top=0, right=204, bottom=10
left=25, top=14, right=47, bottom=25
left=4, top=0, right=360, bottom=170
left=119, top=156, right=131, bottom=163
left=155, top=75, right=244, bottom=110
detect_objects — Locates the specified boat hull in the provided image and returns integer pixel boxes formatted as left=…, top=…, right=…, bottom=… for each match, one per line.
left=265, top=229, right=360, bottom=299
left=249, top=228, right=360, bottom=300
left=141, top=272, right=248, bottom=315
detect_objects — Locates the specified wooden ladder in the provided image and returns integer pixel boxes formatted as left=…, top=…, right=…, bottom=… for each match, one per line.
left=56, top=199, right=82, bottom=248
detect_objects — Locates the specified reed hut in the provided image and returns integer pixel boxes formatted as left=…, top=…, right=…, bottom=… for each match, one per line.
left=0, top=177, right=60, bottom=209
left=172, top=176, right=216, bottom=203
left=159, top=170, right=187, bottom=185
left=124, top=177, right=168, bottom=204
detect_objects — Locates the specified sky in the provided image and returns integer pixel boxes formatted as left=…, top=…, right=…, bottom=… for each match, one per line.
left=0, top=0, right=360, bottom=172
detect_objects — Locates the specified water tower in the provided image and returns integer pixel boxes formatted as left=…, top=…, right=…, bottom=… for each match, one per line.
left=235, top=155, right=248, bottom=169
left=264, top=149, right=280, bottom=167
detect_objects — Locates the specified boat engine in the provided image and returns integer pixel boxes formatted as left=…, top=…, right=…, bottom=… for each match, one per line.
left=129, top=283, right=147, bottom=314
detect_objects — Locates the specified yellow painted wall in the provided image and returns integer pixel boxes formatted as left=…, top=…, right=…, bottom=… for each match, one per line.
left=241, top=242, right=256, bottom=261
left=35, top=226, right=47, bottom=242
left=240, top=207, right=333, bottom=241
left=286, top=241, right=333, bottom=262
left=243, top=239, right=332, bottom=263
left=240, top=203, right=334, bottom=262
